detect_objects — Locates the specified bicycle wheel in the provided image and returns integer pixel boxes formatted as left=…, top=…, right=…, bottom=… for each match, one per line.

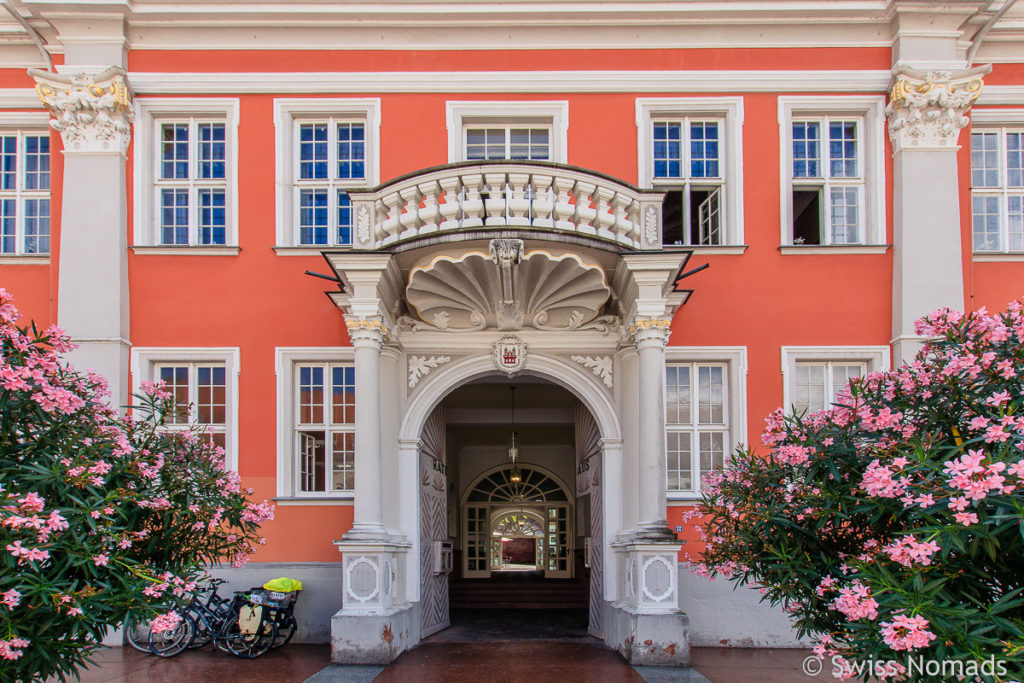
left=148, top=616, right=195, bottom=658
left=188, top=613, right=214, bottom=650
left=271, top=614, right=297, bottom=648
left=123, top=613, right=153, bottom=653
left=219, top=605, right=275, bottom=659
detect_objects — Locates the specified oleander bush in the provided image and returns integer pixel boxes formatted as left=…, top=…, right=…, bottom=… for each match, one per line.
left=695, top=301, right=1024, bottom=682
left=0, top=289, right=273, bottom=681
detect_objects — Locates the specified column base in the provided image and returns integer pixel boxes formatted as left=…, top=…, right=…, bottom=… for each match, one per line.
left=330, top=603, right=417, bottom=665
left=605, top=603, right=691, bottom=666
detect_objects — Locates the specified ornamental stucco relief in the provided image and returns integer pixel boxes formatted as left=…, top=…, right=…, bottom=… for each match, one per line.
left=885, top=65, right=990, bottom=152
left=31, top=67, right=134, bottom=155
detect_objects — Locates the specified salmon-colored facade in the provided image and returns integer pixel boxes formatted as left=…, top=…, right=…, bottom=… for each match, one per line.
left=2, top=0, right=1023, bottom=664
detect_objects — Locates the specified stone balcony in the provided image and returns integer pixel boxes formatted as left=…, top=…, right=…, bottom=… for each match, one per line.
left=347, top=161, right=665, bottom=251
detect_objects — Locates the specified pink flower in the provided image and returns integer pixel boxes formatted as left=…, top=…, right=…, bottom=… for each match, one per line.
left=93, top=553, right=109, bottom=567
left=67, top=606, right=83, bottom=617
left=883, top=536, right=940, bottom=567
left=150, top=611, right=182, bottom=634
left=17, top=492, right=45, bottom=513
left=954, top=511, right=979, bottom=526
left=830, top=581, right=879, bottom=621
left=0, top=637, right=29, bottom=660
left=880, top=614, right=936, bottom=651
left=6, top=541, right=49, bottom=564
left=2, top=589, right=20, bottom=609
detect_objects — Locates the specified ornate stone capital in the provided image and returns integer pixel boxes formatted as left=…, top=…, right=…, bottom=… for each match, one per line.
left=30, top=67, right=133, bottom=155
left=629, top=317, right=671, bottom=349
left=885, top=65, right=990, bottom=152
left=345, top=316, right=388, bottom=348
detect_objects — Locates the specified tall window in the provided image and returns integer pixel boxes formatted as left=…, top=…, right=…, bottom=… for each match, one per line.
left=295, top=120, right=365, bottom=246
left=294, top=363, right=355, bottom=493
left=0, top=132, right=50, bottom=255
left=652, top=119, right=724, bottom=246
left=153, top=363, right=228, bottom=449
left=464, top=126, right=550, bottom=161
left=790, top=117, right=863, bottom=245
left=792, top=361, right=866, bottom=414
left=665, top=363, right=729, bottom=494
left=155, top=119, right=228, bottom=245
left=971, top=128, right=1024, bottom=252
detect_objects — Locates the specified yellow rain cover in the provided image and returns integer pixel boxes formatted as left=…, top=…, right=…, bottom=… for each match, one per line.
left=263, top=577, right=303, bottom=592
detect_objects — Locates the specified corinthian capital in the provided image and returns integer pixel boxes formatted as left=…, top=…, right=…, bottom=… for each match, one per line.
left=629, top=316, right=671, bottom=349
left=345, top=315, right=388, bottom=348
left=885, top=65, right=991, bottom=153
left=30, top=67, right=133, bottom=155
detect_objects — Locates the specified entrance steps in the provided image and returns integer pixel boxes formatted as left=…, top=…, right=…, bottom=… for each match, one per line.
left=449, top=572, right=588, bottom=610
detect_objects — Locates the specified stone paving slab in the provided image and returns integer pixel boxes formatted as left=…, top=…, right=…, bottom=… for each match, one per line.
left=302, top=664, right=386, bottom=682
left=633, top=665, right=713, bottom=682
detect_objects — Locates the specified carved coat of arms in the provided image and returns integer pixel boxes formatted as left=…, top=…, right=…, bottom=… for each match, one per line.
left=493, top=336, right=526, bottom=375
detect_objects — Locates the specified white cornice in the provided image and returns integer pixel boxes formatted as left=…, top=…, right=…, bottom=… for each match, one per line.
left=977, top=86, right=1024, bottom=105
left=127, top=70, right=892, bottom=95
left=0, top=89, right=44, bottom=109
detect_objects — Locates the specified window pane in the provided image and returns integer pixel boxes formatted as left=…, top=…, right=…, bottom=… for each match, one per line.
left=665, top=364, right=691, bottom=425
left=1007, top=133, right=1024, bottom=188
left=198, top=123, right=226, bottom=180
left=829, top=186, right=860, bottom=244
left=337, top=122, right=366, bottom=180
left=972, top=194, right=1001, bottom=251
left=331, top=431, right=355, bottom=491
left=698, top=365, right=724, bottom=424
left=793, top=188, right=822, bottom=245
left=196, top=365, right=227, bottom=425
left=828, top=121, right=858, bottom=178
left=1010, top=195, right=1024, bottom=251
left=795, top=363, right=826, bottom=413
left=653, top=122, right=682, bottom=179
left=298, top=365, right=324, bottom=424
left=699, top=431, right=725, bottom=477
left=160, top=124, right=189, bottom=179
left=159, top=365, right=190, bottom=424
left=0, top=136, right=15, bottom=190
left=299, top=430, right=327, bottom=492
left=972, top=132, right=1000, bottom=188
left=831, top=363, right=864, bottom=403
left=792, top=122, right=820, bottom=178
left=337, top=191, right=352, bottom=246
left=299, top=189, right=328, bottom=245
left=691, top=187, right=721, bottom=245
left=23, top=136, right=49, bottom=190
left=690, top=121, right=720, bottom=179
left=160, top=188, right=189, bottom=245
left=331, top=365, right=355, bottom=424
left=198, top=189, right=226, bottom=245
left=0, top=199, right=14, bottom=254
left=299, top=123, right=328, bottom=180
left=666, top=431, right=691, bottom=492
left=23, top=199, right=49, bottom=255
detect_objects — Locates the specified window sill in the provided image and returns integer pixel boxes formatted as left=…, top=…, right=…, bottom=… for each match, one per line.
left=973, top=252, right=1024, bottom=262
left=272, top=496, right=354, bottom=506
left=667, top=493, right=702, bottom=502
left=130, top=246, right=240, bottom=256
left=663, top=245, right=748, bottom=255
left=0, top=256, right=49, bottom=265
left=779, top=244, right=890, bottom=255
left=273, top=246, right=351, bottom=256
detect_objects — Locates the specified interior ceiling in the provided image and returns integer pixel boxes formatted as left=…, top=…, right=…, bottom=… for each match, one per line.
left=444, top=379, right=577, bottom=413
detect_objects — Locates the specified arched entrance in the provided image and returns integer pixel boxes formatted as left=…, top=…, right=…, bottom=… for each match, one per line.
left=411, top=370, right=609, bottom=640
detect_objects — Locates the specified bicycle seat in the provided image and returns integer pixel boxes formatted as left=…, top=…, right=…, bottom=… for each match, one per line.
left=207, top=578, right=228, bottom=587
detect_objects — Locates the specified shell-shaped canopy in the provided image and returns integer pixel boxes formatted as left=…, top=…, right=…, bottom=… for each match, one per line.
left=406, top=249, right=610, bottom=331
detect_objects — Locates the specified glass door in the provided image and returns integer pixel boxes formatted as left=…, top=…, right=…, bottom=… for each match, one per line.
left=544, top=504, right=571, bottom=578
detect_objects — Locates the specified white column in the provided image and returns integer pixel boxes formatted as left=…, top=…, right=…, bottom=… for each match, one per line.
left=632, top=317, right=672, bottom=532
left=346, top=316, right=387, bottom=537
left=31, top=68, right=133, bottom=408
left=886, top=66, right=989, bottom=364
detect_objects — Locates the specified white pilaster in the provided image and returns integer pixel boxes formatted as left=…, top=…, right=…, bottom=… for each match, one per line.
left=346, top=316, right=387, bottom=537
left=886, top=66, right=989, bottom=364
left=30, top=67, right=133, bottom=407
left=631, top=318, right=672, bottom=531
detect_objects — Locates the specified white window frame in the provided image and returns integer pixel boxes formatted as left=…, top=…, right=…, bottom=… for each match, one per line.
left=778, top=96, right=886, bottom=251
left=664, top=346, right=747, bottom=501
left=133, top=99, right=240, bottom=251
left=274, top=99, right=381, bottom=250
left=0, top=113, right=51, bottom=259
left=446, top=101, right=569, bottom=164
left=130, top=347, right=240, bottom=472
left=637, top=97, right=744, bottom=248
left=781, top=345, right=890, bottom=414
left=275, top=346, right=356, bottom=502
left=968, top=110, right=1024, bottom=257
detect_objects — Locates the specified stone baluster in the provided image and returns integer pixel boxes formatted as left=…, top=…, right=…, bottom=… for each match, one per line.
left=611, top=193, right=635, bottom=247
left=379, top=191, right=403, bottom=246
left=417, top=180, right=441, bottom=234
left=531, top=174, right=554, bottom=229
left=437, top=176, right=462, bottom=231
left=398, top=186, right=423, bottom=241
left=461, top=173, right=485, bottom=228
left=373, top=198, right=388, bottom=246
left=483, top=173, right=507, bottom=227
left=552, top=176, right=576, bottom=231
left=506, top=172, right=531, bottom=226
left=594, top=186, right=617, bottom=242
left=574, top=181, right=598, bottom=236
